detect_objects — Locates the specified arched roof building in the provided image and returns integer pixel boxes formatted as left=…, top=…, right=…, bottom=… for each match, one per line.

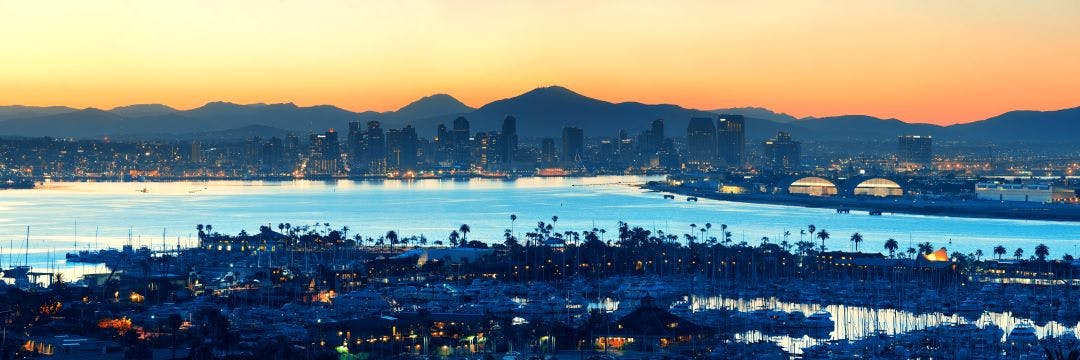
left=788, top=177, right=838, bottom=196
left=853, top=178, right=903, bottom=197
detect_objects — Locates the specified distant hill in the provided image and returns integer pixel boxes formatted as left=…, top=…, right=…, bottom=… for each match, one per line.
left=787, top=115, right=945, bottom=140
left=389, top=94, right=474, bottom=120
left=710, top=107, right=799, bottom=123
left=0, top=105, right=78, bottom=121
left=943, top=107, right=1080, bottom=142
left=108, top=104, right=178, bottom=117
left=418, top=86, right=786, bottom=139
left=0, top=86, right=1078, bottom=143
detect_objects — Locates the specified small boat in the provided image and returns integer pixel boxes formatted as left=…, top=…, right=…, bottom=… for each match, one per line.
left=663, top=194, right=675, bottom=199
left=804, top=310, right=833, bottom=328
left=136, top=188, right=149, bottom=193
left=868, top=210, right=883, bottom=216
left=686, top=196, right=698, bottom=202
left=1006, top=321, right=1038, bottom=348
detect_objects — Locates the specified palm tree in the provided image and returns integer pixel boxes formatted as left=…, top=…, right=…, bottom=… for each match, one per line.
left=884, top=238, right=899, bottom=258
left=1035, top=243, right=1050, bottom=261
left=850, top=232, right=863, bottom=252
left=510, top=214, right=518, bottom=234
left=807, top=224, right=816, bottom=238
left=449, top=230, right=460, bottom=247
left=1014, top=247, right=1024, bottom=260
left=459, top=224, right=471, bottom=244
left=816, top=229, right=830, bottom=251
left=906, top=247, right=917, bottom=259
left=917, top=242, right=934, bottom=255
left=994, top=245, right=1007, bottom=260
left=974, top=249, right=984, bottom=261
left=386, top=230, right=398, bottom=253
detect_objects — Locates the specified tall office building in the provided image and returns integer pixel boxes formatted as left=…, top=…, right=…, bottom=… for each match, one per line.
left=308, top=128, right=341, bottom=175
left=897, top=135, right=933, bottom=171
left=499, top=116, right=518, bottom=168
left=762, top=131, right=800, bottom=174
left=347, top=121, right=365, bottom=169
left=561, top=127, right=584, bottom=164
left=386, top=125, right=419, bottom=171
left=189, top=140, right=202, bottom=164
left=435, top=124, right=452, bottom=166
left=686, top=117, right=717, bottom=167
left=540, top=138, right=557, bottom=166
left=262, top=137, right=285, bottom=172
left=452, top=117, right=471, bottom=168
left=363, top=121, right=386, bottom=174
left=717, top=114, right=746, bottom=168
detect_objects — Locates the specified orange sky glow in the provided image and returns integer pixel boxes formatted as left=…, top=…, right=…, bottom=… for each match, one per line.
left=1, top=0, right=1079, bottom=125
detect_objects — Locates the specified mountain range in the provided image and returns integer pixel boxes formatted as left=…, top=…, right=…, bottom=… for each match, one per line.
left=1, top=86, right=1078, bottom=143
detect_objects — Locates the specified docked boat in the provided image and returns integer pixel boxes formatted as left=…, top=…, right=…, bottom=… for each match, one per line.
left=804, top=310, right=833, bottom=328
left=1006, top=321, right=1038, bottom=349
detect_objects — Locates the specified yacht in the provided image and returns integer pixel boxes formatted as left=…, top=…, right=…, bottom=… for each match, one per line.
left=804, top=310, right=833, bottom=328
left=1007, top=321, right=1039, bottom=349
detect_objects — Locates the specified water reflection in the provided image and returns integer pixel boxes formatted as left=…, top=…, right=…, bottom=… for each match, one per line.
left=695, top=295, right=1079, bottom=354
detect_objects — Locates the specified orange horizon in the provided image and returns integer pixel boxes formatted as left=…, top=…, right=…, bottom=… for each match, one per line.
left=2, top=1, right=1079, bottom=125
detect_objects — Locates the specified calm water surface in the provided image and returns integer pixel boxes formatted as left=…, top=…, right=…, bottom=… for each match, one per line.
left=1, top=176, right=1079, bottom=270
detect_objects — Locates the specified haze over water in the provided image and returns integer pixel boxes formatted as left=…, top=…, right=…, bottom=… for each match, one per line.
left=2, top=176, right=1078, bottom=269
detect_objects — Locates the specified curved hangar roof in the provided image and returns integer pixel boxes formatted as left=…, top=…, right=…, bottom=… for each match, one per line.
left=789, top=177, right=837, bottom=188
left=855, top=178, right=901, bottom=189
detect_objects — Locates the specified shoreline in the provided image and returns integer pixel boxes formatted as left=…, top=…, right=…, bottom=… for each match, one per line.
left=644, top=183, right=1080, bottom=223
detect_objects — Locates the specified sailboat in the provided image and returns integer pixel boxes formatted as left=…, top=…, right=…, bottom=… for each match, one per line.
left=2, top=226, right=32, bottom=283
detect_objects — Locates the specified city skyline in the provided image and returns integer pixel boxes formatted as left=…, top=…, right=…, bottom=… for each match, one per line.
left=3, top=1, right=1080, bottom=125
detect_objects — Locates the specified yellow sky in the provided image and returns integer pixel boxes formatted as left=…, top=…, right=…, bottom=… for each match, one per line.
left=1, top=0, right=1079, bottom=124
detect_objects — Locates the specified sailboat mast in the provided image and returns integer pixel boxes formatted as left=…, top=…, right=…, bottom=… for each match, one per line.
left=24, top=226, right=30, bottom=267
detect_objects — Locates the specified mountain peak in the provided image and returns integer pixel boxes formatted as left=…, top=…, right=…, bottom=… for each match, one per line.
left=520, top=85, right=587, bottom=99
left=393, top=93, right=473, bottom=119
left=109, top=104, right=178, bottom=117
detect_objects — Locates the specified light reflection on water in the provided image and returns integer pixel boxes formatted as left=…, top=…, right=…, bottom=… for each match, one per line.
left=681, top=295, right=1077, bottom=354
left=591, top=294, right=1078, bottom=354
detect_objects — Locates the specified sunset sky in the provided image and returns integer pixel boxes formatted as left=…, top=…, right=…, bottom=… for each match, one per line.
left=2, top=0, right=1079, bottom=125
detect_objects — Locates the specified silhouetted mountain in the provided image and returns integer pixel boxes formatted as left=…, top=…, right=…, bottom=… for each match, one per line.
left=390, top=94, right=473, bottom=120
left=0, top=108, right=125, bottom=137
left=788, top=115, right=944, bottom=140
left=0, top=105, right=78, bottom=121
left=405, top=86, right=787, bottom=139
left=180, top=102, right=357, bottom=132
left=943, top=107, right=1080, bottom=142
left=710, top=107, right=799, bottom=123
left=0, top=86, right=1077, bottom=142
left=108, top=104, right=177, bottom=117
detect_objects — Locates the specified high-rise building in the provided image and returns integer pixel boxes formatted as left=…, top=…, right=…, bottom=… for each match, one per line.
left=262, top=137, right=284, bottom=172
left=435, top=124, right=452, bottom=166
left=362, top=121, right=386, bottom=174
left=717, top=114, right=746, bottom=168
left=897, top=135, right=933, bottom=171
left=452, top=117, right=471, bottom=168
left=189, top=140, right=202, bottom=164
left=650, top=119, right=665, bottom=146
left=561, top=127, right=584, bottom=164
left=540, top=138, right=557, bottom=166
left=347, top=120, right=365, bottom=169
left=308, top=128, right=341, bottom=175
left=475, top=131, right=500, bottom=169
left=386, top=125, right=419, bottom=172
left=499, top=116, right=518, bottom=168
left=686, top=117, right=717, bottom=168
left=762, top=131, right=800, bottom=174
